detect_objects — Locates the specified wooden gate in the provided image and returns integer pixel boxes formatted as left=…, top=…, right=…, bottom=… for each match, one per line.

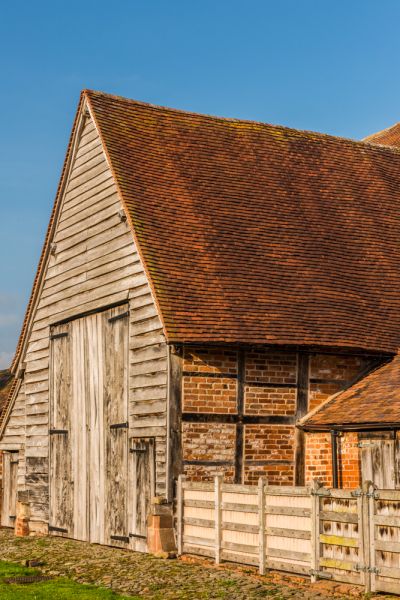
left=129, top=438, right=155, bottom=550
left=49, top=305, right=130, bottom=546
left=1, top=451, right=18, bottom=528
left=360, top=433, right=399, bottom=489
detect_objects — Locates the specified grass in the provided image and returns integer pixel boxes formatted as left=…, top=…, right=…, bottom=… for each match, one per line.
left=0, top=560, right=141, bottom=599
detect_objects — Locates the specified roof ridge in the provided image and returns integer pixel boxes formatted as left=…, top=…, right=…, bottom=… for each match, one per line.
left=83, top=89, right=400, bottom=156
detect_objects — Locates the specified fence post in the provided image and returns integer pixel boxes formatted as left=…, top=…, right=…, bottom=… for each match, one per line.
left=361, top=480, right=371, bottom=593
left=177, top=474, right=185, bottom=556
left=367, top=481, right=376, bottom=593
left=310, top=479, right=321, bottom=583
left=214, top=474, right=222, bottom=565
left=258, top=477, right=267, bottom=575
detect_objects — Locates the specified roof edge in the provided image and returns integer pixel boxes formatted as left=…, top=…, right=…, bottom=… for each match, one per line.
left=84, top=90, right=169, bottom=342
left=83, top=89, right=400, bottom=157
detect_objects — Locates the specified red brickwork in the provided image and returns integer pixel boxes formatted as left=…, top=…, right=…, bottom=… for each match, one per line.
left=182, top=422, right=236, bottom=482
left=245, top=351, right=297, bottom=383
left=245, top=350, right=297, bottom=416
left=183, top=347, right=237, bottom=414
left=183, top=347, right=237, bottom=374
left=305, top=431, right=361, bottom=489
left=244, top=425, right=295, bottom=485
left=183, top=377, right=237, bottom=414
left=309, top=354, right=372, bottom=411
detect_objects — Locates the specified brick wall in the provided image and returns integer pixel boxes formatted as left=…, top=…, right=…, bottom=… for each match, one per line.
left=309, top=354, right=371, bottom=411
left=305, top=431, right=361, bottom=488
left=180, top=346, right=378, bottom=485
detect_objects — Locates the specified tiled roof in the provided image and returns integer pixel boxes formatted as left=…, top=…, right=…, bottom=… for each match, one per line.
left=300, top=355, right=400, bottom=430
left=85, top=90, right=400, bottom=352
left=363, top=123, right=400, bottom=148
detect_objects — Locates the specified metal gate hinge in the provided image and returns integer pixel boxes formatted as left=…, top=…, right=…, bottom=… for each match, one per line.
left=351, top=489, right=363, bottom=497
left=366, top=490, right=379, bottom=499
left=309, top=569, right=333, bottom=579
left=368, top=566, right=380, bottom=574
left=353, top=564, right=367, bottom=572
left=311, top=489, right=331, bottom=497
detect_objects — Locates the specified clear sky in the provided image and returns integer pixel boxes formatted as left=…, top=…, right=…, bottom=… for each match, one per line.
left=1, top=0, right=400, bottom=368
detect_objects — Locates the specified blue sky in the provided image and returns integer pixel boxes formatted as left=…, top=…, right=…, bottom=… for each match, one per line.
left=1, top=0, right=400, bottom=367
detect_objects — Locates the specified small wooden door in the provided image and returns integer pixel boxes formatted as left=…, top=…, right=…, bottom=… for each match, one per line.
left=49, top=323, right=73, bottom=536
left=1, top=452, right=18, bottom=528
left=129, top=438, right=155, bottom=547
left=360, top=434, right=399, bottom=489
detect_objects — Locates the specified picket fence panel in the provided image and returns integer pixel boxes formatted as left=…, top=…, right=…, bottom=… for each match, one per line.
left=177, top=476, right=400, bottom=595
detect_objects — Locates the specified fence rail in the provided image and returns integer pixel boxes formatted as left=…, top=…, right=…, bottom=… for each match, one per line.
left=177, top=476, right=400, bottom=595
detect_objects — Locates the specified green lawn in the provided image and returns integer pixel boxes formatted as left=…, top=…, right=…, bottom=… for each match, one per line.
left=0, top=560, right=140, bottom=599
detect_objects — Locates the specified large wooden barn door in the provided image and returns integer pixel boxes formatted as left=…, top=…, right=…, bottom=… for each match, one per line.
left=50, top=306, right=129, bottom=544
left=360, top=434, right=398, bottom=489
left=1, top=451, right=18, bottom=528
left=49, top=323, right=73, bottom=536
left=104, top=307, right=129, bottom=544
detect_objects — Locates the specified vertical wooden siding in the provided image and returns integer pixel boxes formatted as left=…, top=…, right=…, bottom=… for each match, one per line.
left=0, top=113, right=168, bottom=525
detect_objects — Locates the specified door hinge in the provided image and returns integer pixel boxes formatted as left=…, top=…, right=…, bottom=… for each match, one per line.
left=110, top=422, right=128, bottom=430
left=50, top=332, right=68, bottom=340
left=48, top=525, right=68, bottom=533
left=129, top=532, right=147, bottom=540
left=351, top=489, right=363, bottom=497
left=49, top=429, right=68, bottom=435
left=130, top=448, right=147, bottom=454
left=108, top=311, right=129, bottom=323
left=110, top=535, right=130, bottom=543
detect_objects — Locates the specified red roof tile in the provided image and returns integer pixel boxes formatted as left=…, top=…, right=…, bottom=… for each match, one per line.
left=84, top=90, right=400, bottom=352
left=364, top=122, right=400, bottom=148
left=300, top=355, right=400, bottom=430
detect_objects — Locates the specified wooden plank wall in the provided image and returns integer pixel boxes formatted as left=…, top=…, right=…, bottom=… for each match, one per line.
left=129, top=286, right=168, bottom=497
left=0, top=113, right=168, bottom=526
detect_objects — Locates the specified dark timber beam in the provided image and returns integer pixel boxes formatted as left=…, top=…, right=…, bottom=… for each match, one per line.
left=295, top=353, right=310, bottom=485
left=167, top=345, right=183, bottom=502
left=234, top=349, right=245, bottom=484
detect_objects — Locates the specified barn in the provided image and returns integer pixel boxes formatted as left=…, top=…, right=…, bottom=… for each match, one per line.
left=2, top=90, right=400, bottom=550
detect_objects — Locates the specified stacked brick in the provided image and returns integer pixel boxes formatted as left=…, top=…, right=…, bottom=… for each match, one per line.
left=305, top=431, right=361, bottom=488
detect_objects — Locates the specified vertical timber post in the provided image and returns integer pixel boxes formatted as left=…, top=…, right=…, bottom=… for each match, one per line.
left=368, top=481, right=376, bottom=593
left=167, top=345, right=183, bottom=503
left=258, top=477, right=266, bottom=575
left=310, top=479, right=321, bottom=583
left=295, top=353, right=309, bottom=485
left=177, top=474, right=185, bottom=556
left=214, top=474, right=222, bottom=565
left=360, top=480, right=370, bottom=593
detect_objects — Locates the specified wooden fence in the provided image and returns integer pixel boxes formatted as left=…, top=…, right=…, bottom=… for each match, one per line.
left=177, top=476, right=400, bottom=595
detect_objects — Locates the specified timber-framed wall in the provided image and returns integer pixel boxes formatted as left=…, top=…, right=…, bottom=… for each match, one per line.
left=171, top=345, right=382, bottom=488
